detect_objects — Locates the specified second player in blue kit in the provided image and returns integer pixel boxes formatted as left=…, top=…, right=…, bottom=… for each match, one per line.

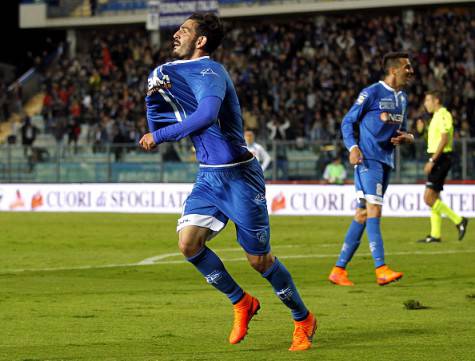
left=328, top=52, right=415, bottom=286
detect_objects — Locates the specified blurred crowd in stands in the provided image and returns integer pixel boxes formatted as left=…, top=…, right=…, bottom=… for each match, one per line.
left=16, top=7, right=475, bottom=150
left=40, top=30, right=153, bottom=151
left=219, top=9, right=475, bottom=143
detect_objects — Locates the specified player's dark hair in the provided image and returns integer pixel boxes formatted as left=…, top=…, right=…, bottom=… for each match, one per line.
left=382, top=52, right=410, bottom=74
left=425, top=90, right=444, bottom=104
left=188, top=13, right=224, bottom=54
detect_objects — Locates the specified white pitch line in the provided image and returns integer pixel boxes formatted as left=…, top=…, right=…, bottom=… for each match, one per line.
left=1, top=248, right=474, bottom=275
left=137, top=245, right=296, bottom=265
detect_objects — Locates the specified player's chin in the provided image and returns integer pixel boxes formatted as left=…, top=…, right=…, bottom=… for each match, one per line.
left=172, top=48, right=181, bottom=57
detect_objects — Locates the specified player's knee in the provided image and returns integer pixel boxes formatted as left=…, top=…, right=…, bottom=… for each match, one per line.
left=366, top=203, right=382, bottom=218
left=247, top=253, right=274, bottom=274
left=354, top=209, right=367, bottom=224
left=249, top=259, right=268, bottom=273
left=178, top=236, right=204, bottom=258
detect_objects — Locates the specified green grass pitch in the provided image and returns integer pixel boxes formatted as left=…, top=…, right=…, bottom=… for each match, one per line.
left=0, top=212, right=474, bottom=361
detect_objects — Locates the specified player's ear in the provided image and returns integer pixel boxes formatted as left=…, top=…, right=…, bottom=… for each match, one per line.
left=196, top=35, right=208, bottom=50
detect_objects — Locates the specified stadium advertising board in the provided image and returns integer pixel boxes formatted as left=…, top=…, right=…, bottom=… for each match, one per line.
left=1, top=184, right=475, bottom=217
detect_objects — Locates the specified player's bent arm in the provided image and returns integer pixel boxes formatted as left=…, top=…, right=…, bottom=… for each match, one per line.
left=341, top=89, right=371, bottom=150
left=152, top=96, right=222, bottom=144
left=341, top=91, right=370, bottom=152
left=341, top=111, right=359, bottom=151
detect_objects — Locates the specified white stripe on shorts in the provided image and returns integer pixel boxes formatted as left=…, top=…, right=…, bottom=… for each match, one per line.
left=176, top=214, right=226, bottom=233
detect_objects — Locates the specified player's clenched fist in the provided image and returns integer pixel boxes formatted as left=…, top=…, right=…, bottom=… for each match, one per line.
left=139, top=133, right=156, bottom=151
left=349, top=146, right=363, bottom=165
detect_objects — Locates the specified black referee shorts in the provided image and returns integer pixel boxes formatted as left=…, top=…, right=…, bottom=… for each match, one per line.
left=426, top=152, right=452, bottom=192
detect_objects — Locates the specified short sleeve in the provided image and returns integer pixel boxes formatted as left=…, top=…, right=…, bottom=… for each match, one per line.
left=440, top=111, right=453, bottom=133
left=186, top=64, right=226, bottom=102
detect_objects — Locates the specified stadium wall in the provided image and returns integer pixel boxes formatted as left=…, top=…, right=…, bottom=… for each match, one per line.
left=1, top=183, right=475, bottom=217
left=19, top=0, right=475, bottom=28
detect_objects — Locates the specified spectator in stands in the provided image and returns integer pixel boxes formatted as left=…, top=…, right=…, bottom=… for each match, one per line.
left=244, top=130, right=271, bottom=172
left=52, top=113, right=67, bottom=146
left=267, top=115, right=289, bottom=178
left=323, top=157, right=347, bottom=184
left=267, top=116, right=290, bottom=140
left=112, top=124, right=126, bottom=161
left=162, top=143, right=181, bottom=162
left=21, top=116, right=38, bottom=157
left=309, top=112, right=330, bottom=141
left=91, top=120, right=109, bottom=153
left=67, top=118, right=81, bottom=154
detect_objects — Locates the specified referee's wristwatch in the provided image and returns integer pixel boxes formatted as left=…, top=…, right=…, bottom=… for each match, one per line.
left=429, top=157, right=435, bottom=163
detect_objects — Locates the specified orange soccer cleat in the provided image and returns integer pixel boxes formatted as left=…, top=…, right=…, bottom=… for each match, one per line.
left=328, top=266, right=354, bottom=286
left=376, top=265, right=403, bottom=286
left=228, top=292, right=260, bottom=344
left=289, top=312, right=317, bottom=351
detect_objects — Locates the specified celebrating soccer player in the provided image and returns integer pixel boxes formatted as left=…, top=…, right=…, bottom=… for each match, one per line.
left=139, top=13, right=316, bottom=351
left=328, top=52, right=415, bottom=286
left=417, top=90, right=468, bottom=243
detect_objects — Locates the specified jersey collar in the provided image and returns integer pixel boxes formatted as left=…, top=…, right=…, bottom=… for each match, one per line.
left=170, top=56, right=210, bottom=65
left=379, top=81, right=403, bottom=95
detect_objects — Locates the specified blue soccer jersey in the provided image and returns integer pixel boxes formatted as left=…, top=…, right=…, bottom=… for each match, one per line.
left=341, top=81, right=408, bottom=168
left=146, top=56, right=248, bottom=165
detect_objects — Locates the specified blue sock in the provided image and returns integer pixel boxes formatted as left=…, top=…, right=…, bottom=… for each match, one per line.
left=366, top=217, right=385, bottom=268
left=187, top=247, right=244, bottom=304
left=262, top=257, right=308, bottom=321
left=336, top=220, right=365, bottom=268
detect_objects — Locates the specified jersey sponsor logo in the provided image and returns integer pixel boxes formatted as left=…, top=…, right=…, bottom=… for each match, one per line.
left=200, top=68, right=219, bottom=76
left=356, top=91, right=368, bottom=105
left=379, top=101, right=396, bottom=110
left=147, top=74, right=172, bottom=96
left=380, top=112, right=403, bottom=124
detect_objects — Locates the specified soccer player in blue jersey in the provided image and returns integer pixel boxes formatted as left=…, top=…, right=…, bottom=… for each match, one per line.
left=328, top=52, right=415, bottom=286
left=139, top=13, right=316, bottom=351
